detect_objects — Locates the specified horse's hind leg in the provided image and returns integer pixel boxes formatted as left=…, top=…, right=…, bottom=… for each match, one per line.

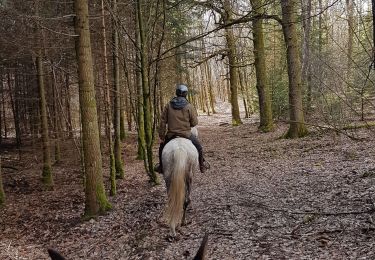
left=182, top=176, right=192, bottom=226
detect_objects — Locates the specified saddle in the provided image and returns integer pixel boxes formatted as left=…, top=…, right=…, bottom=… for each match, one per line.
left=166, top=134, right=190, bottom=143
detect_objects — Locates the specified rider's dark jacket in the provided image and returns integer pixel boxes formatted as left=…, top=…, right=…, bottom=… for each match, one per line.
left=159, top=97, right=198, bottom=139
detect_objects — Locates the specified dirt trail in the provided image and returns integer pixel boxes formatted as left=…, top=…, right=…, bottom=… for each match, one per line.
left=1, top=109, right=375, bottom=259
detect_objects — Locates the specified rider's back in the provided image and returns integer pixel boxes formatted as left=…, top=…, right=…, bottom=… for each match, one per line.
left=160, top=96, right=198, bottom=139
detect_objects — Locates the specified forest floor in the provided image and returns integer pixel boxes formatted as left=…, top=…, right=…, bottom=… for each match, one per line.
left=1, top=106, right=375, bottom=259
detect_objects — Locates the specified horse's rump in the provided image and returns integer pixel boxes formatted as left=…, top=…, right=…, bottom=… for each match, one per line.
left=162, top=138, right=199, bottom=234
left=162, top=138, right=198, bottom=178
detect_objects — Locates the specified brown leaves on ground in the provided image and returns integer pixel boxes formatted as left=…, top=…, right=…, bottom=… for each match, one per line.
left=1, top=113, right=375, bottom=259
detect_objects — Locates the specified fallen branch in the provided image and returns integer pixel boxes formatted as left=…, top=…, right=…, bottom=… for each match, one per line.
left=1, top=165, right=18, bottom=171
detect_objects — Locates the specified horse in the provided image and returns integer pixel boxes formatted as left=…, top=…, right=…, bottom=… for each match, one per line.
left=162, top=128, right=199, bottom=237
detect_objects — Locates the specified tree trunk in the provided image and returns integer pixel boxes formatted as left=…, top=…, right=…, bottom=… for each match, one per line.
left=7, top=72, right=21, bottom=147
left=318, top=0, right=323, bottom=55
left=154, top=0, right=167, bottom=129
left=31, top=89, right=39, bottom=146
left=250, top=0, right=274, bottom=132
left=101, top=0, right=116, bottom=196
left=238, top=69, right=248, bottom=118
left=301, top=0, right=312, bottom=111
left=112, top=0, right=125, bottom=179
left=65, top=73, right=73, bottom=138
left=14, top=73, right=21, bottom=147
left=125, top=91, right=132, bottom=131
left=36, top=55, right=53, bottom=186
left=175, top=44, right=183, bottom=83
left=346, top=0, right=354, bottom=74
left=19, top=73, right=27, bottom=137
left=0, top=74, right=3, bottom=145
left=280, top=0, right=308, bottom=138
left=223, top=0, right=242, bottom=126
left=95, top=63, right=103, bottom=143
left=120, top=102, right=126, bottom=141
left=0, top=157, right=5, bottom=206
left=201, top=36, right=216, bottom=114
left=206, top=63, right=216, bottom=114
left=191, top=69, right=197, bottom=107
left=74, top=0, right=111, bottom=217
left=226, top=70, right=231, bottom=103
left=51, top=65, right=61, bottom=163
left=225, top=28, right=242, bottom=125
left=1, top=78, right=6, bottom=139
left=372, top=0, right=375, bottom=64
left=241, top=70, right=254, bottom=115
left=0, top=76, right=7, bottom=138
left=200, top=65, right=210, bottom=115
left=121, top=44, right=134, bottom=132
left=134, top=1, right=146, bottom=161
left=223, top=0, right=242, bottom=125
left=137, top=0, right=159, bottom=184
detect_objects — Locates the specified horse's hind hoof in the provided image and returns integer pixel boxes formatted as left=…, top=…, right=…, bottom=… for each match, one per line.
left=181, top=219, right=192, bottom=226
left=166, top=234, right=180, bottom=242
left=165, top=235, right=177, bottom=243
left=166, top=235, right=174, bottom=242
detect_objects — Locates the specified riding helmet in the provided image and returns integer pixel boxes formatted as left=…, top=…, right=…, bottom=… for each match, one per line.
left=176, top=84, right=188, bottom=97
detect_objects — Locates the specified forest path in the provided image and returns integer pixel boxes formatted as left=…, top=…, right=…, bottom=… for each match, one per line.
left=162, top=112, right=375, bottom=259
left=1, top=108, right=375, bottom=259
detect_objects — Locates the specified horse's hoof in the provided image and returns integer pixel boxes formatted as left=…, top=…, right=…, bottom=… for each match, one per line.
left=166, top=235, right=174, bottom=242
left=166, top=234, right=180, bottom=242
left=181, top=219, right=192, bottom=226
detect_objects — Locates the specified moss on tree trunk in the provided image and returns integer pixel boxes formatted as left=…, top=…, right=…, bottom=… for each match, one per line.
left=74, top=0, right=111, bottom=217
left=36, top=54, right=53, bottom=187
left=134, top=0, right=146, bottom=161
left=112, top=0, right=125, bottom=179
left=101, top=0, right=116, bottom=196
left=281, top=0, right=308, bottom=138
left=223, top=0, right=242, bottom=126
left=251, top=0, right=274, bottom=132
left=137, top=0, right=159, bottom=185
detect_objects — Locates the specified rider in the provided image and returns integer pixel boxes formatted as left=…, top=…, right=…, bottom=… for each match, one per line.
left=155, top=84, right=208, bottom=174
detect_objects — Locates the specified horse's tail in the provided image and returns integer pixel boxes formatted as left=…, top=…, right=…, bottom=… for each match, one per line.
left=165, top=147, right=186, bottom=231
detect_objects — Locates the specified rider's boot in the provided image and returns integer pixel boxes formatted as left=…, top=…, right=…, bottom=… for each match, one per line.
left=154, top=141, right=165, bottom=173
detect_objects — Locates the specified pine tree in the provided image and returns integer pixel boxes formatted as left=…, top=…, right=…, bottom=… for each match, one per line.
left=280, top=0, right=308, bottom=138
left=74, top=0, right=111, bottom=217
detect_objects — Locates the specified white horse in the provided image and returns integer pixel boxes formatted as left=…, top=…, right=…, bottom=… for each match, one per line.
left=162, top=128, right=199, bottom=237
